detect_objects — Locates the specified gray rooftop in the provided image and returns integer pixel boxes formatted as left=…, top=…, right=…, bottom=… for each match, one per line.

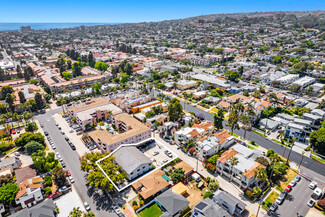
left=213, top=190, right=246, bottom=211
left=193, top=198, right=231, bottom=217
left=155, top=189, right=190, bottom=216
left=0, top=157, right=16, bottom=169
left=113, top=146, right=152, bottom=175
left=9, top=198, right=56, bottom=217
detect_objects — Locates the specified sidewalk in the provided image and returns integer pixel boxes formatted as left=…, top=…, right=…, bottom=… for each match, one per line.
left=154, top=133, right=267, bottom=217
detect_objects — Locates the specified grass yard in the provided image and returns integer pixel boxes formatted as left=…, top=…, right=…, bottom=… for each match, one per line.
left=262, top=191, right=279, bottom=210
left=278, top=169, right=298, bottom=190
left=211, top=107, right=219, bottom=113
left=138, top=203, right=163, bottom=217
left=248, top=145, right=255, bottom=150
left=276, top=186, right=283, bottom=192
left=311, top=154, right=325, bottom=164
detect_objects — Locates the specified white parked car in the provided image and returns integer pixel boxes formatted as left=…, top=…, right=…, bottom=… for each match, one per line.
left=309, top=181, right=317, bottom=189
left=84, top=202, right=90, bottom=211
left=69, top=176, right=75, bottom=183
left=289, top=180, right=296, bottom=187
left=307, top=198, right=315, bottom=207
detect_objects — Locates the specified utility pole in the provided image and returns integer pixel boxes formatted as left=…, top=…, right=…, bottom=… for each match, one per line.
left=299, top=151, right=305, bottom=170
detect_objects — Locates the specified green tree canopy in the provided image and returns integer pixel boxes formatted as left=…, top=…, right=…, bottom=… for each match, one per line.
left=171, top=168, right=185, bottom=183
left=62, top=71, right=71, bottom=81
left=94, top=62, right=108, bottom=72
left=310, top=128, right=325, bottom=155
left=15, top=132, right=45, bottom=148
left=25, top=141, right=44, bottom=155
left=32, top=151, right=59, bottom=172
left=52, top=167, right=67, bottom=187
left=80, top=152, right=127, bottom=192
left=0, top=183, right=20, bottom=205
left=167, top=98, right=183, bottom=122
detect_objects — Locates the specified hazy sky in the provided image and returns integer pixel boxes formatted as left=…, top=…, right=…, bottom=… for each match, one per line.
left=1, top=0, right=325, bottom=23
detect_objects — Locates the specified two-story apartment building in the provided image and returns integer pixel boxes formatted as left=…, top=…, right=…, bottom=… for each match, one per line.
left=174, top=122, right=214, bottom=145
left=113, top=146, right=152, bottom=180
left=15, top=177, right=44, bottom=208
left=216, top=144, right=266, bottom=190
left=196, top=130, right=235, bottom=160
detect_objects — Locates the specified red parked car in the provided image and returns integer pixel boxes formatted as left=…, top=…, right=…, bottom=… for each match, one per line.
left=11, top=129, right=16, bottom=134
left=286, top=185, right=292, bottom=192
left=67, top=170, right=71, bottom=177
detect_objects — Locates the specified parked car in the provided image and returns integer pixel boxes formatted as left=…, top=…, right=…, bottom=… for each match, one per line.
left=89, top=146, right=96, bottom=150
left=67, top=170, right=71, bottom=177
left=69, top=130, right=74, bottom=133
left=312, top=188, right=323, bottom=199
left=40, top=123, right=44, bottom=128
left=113, top=206, right=121, bottom=215
left=58, top=186, right=68, bottom=193
left=276, top=195, right=285, bottom=205
left=152, top=151, right=159, bottom=156
left=52, top=145, right=56, bottom=150
left=162, top=159, right=168, bottom=164
left=285, top=185, right=292, bottom=192
left=84, top=202, right=91, bottom=211
left=65, top=137, right=69, bottom=141
left=309, top=181, right=317, bottom=189
left=69, top=143, right=76, bottom=150
left=269, top=203, right=278, bottom=212
left=289, top=180, right=296, bottom=187
left=294, top=175, right=301, bottom=182
left=307, top=198, right=315, bottom=207
left=61, top=161, right=66, bottom=168
left=69, top=176, right=75, bottom=183
left=44, top=131, right=49, bottom=136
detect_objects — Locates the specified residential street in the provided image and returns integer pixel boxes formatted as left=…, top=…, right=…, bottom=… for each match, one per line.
left=35, top=108, right=117, bottom=217
left=152, top=89, right=325, bottom=181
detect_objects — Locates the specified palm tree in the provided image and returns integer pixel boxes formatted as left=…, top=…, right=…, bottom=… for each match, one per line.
left=255, top=167, right=267, bottom=187
left=69, top=207, right=82, bottom=217
left=240, top=114, right=251, bottom=139
left=253, top=186, right=262, bottom=196
left=228, top=156, right=239, bottom=181
left=235, top=103, right=244, bottom=116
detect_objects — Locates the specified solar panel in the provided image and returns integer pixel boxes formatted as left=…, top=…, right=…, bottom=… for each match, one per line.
left=196, top=201, right=208, bottom=210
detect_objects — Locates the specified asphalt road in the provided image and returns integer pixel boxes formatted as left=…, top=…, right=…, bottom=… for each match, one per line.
left=152, top=89, right=325, bottom=179
left=267, top=178, right=311, bottom=217
left=35, top=108, right=117, bottom=217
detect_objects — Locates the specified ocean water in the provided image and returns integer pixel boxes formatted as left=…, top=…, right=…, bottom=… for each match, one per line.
left=0, top=23, right=117, bottom=31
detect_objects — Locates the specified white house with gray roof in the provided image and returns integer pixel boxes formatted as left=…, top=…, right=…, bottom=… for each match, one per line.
left=113, top=146, right=152, bottom=180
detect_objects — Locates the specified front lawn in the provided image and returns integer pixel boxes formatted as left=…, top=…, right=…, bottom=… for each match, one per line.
left=278, top=169, right=298, bottom=190
left=262, top=191, right=279, bottom=210
left=138, top=203, right=163, bottom=217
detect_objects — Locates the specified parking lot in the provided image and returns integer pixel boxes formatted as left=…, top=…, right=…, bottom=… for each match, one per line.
left=54, top=190, right=86, bottom=217
left=53, top=114, right=97, bottom=156
left=141, top=138, right=177, bottom=167
left=268, top=175, right=325, bottom=217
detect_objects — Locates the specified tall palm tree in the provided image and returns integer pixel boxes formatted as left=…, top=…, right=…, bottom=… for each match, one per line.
left=240, top=114, right=251, bottom=139
left=255, top=167, right=268, bottom=187
left=228, top=156, right=239, bottom=181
